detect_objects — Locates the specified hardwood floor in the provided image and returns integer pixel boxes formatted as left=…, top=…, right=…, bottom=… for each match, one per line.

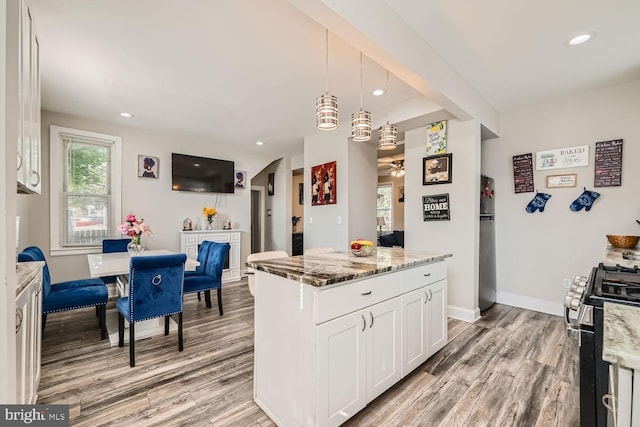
left=38, top=280, right=579, bottom=426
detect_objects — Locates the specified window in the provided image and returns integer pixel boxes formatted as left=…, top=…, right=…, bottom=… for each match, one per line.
left=376, top=184, right=393, bottom=232
left=50, top=126, right=121, bottom=255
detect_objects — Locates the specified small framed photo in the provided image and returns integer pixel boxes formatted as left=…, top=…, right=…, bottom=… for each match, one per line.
left=234, top=170, right=246, bottom=189
left=299, top=182, right=304, bottom=205
left=423, top=153, right=452, bottom=185
left=268, top=172, right=275, bottom=196
left=546, top=173, right=577, bottom=188
left=138, top=155, right=159, bottom=179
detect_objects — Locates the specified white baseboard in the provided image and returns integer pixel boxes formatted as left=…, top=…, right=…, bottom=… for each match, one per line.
left=496, top=292, right=563, bottom=317
left=448, top=305, right=481, bottom=323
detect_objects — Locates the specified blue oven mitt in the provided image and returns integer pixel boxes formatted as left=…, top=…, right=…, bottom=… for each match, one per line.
left=526, top=192, right=552, bottom=213
left=570, top=188, right=600, bottom=212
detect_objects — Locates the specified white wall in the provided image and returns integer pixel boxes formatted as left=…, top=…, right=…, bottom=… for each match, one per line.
left=405, top=118, right=481, bottom=322
left=483, top=80, right=640, bottom=315
left=253, top=158, right=292, bottom=253
left=18, top=111, right=279, bottom=283
left=347, top=138, right=378, bottom=244
left=303, top=128, right=351, bottom=251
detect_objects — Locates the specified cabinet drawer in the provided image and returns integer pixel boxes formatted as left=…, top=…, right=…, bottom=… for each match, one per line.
left=315, top=272, right=402, bottom=324
left=401, top=262, right=447, bottom=293
left=199, top=233, right=230, bottom=243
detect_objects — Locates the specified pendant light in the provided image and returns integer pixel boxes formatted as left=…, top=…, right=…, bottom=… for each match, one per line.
left=378, top=70, right=397, bottom=150
left=351, top=52, right=371, bottom=141
left=316, top=29, right=338, bottom=130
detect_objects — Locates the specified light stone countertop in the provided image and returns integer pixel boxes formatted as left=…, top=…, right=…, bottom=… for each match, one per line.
left=16, top=261, right=45, bottom=296
left=602, top=302, right=640, bottom=371
left=246, top=247, right=452, bottom=287
left=604, top=246, right=640, bottom=269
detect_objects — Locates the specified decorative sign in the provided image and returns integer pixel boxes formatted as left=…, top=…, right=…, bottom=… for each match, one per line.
left=546, top=174, right=577, bottom=188
left=425, top=120, right=447, bottom=155
left=423, top=193, right=450, bottom=221
left=594, top=139, right=623, bottom=187
left=512, top=153, right=534, bottom=193
left=535, top=145, right=589, bottom=170
left=310, top=161, right=337, bottom=206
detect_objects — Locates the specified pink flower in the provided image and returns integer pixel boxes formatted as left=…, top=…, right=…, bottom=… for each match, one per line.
left=126, top=213, right=137, bottom=223
left=118, top=212, right=152, bottom=239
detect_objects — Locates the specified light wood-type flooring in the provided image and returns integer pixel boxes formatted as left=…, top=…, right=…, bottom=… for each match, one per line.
left=37, top=279, right=579, bottom=426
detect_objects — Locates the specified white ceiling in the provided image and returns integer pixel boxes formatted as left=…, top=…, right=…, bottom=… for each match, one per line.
left=28, top=0, right=640, bottom=158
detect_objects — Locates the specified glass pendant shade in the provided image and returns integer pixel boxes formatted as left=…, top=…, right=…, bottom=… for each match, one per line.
left=316, top=93, right=338, bottom=130
left=378, top=122, right=398, bottom=150
left=351, top=109, right=372, bottom=141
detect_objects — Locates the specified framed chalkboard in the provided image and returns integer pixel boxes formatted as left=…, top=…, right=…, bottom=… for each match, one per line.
left=423, top=194, right=450, bottom=221
left=513, top=153, right=534, bottom=193
left=594, top=139, right=623, bottom=187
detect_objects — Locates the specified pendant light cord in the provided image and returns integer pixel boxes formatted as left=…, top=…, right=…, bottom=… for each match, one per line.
left=325, top=29, right=329, bottom=93
left=359, top=52, right=363, bottom=108
left=386, top=69, right=390, bottom=122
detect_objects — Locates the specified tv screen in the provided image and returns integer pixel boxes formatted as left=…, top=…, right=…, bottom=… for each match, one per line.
left=171, top=153, right=235, bottom=193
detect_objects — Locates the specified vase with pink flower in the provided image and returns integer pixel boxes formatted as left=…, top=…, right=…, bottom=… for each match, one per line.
left=118, top=212, right=152, bottom=255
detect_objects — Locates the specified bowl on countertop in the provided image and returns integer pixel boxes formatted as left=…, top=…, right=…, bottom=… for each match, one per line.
left=607, top=235, right=640, bottom=249
left=351, top=245, right=374, bottom=257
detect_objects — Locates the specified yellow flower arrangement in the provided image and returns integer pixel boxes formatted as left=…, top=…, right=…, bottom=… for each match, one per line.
left=202, top=207, right=217, bottom=222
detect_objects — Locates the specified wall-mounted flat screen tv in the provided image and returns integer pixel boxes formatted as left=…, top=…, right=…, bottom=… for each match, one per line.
left=171, top=153, right=235, bottom=193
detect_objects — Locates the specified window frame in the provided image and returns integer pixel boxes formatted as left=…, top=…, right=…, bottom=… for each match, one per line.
left=376, top=183, right=393, bottom=232
left=50, top=125, right=122, bottom=256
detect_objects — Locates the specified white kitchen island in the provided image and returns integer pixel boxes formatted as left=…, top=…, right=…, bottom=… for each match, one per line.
left=247, top=247, right=452, bottom=427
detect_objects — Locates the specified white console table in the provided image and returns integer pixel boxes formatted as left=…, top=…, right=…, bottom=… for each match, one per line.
left=180, top=230, right=241, bottom=283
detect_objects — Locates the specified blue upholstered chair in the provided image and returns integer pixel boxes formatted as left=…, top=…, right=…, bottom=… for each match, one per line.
left=183, top=241, right=230, bottom=315
left=117, top=253, right=187, bottom=367
left=100, top=238, right=130, bottom=285
left=17, top=246, right=108, bottom=339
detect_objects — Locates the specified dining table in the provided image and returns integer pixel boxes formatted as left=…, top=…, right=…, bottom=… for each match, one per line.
left=86, top=249, right=199, bottom=346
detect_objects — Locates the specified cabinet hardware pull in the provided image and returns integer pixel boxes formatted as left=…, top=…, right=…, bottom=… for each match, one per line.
left=361, top=291, right=372, bottom=296
left=424, top=288, right=428, bottom=304
left=17, top=153, right=23, bottom=171
left=370, top=312, right=374, bottom=328
left=361, top=315, right=366, bottom=331
left=16, top=308, right=23, bottom=334
left=31, top=170, right=40, bottom=186
left=424, top=273, right=431, bottom=277
left=428, top=289, right=433, bottom=301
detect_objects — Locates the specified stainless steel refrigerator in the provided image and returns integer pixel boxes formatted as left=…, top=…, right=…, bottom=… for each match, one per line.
left=479, top=175, right=496, bottom=311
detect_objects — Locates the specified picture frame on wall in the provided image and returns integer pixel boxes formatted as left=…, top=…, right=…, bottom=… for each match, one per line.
left=268, top=173, right=275, bottom=196
left=299, top=183, right=304, bottom=205
left=234, top=170, right=246, bottom=189
left=138, top=155, right=159, bottom=179
left=425, top=120, right=447, bottom=155
left=423, top=153, right=452, bottom=185
left=546, top=173, right=577, bottom=188
left=310, top=161, right=337, bottom=206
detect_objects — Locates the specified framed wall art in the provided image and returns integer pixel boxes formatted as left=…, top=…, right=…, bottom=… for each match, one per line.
left=268, top=173, right=275, bottom=196
left=425, top=120, right=447, bottom=155
left=310, top=161, right=337, bottom=206
left=535, top=145, right=589, bottom=170
left=138, top=155, right=159, bottom=179
left=546, top=174, right=577, bottom=188
left=423, top=153, right=452, bottom=185
left=299, top=183, right=304, bottom=205
left=234, top=170, right=246, bottom=189
left=423, top=193, right=450, bottom=221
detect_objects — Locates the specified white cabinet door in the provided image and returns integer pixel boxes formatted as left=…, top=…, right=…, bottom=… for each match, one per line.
left=317, top=310, right=367, bottom=427
left=366, top=297, right=402, bottom=401
left=15, top=286, right=30, bottom=404
left=426, top=280, right=447, bottom=357
left=401, top=287, right=428, bottom=377
left=31, top=277, right=43, bottom=390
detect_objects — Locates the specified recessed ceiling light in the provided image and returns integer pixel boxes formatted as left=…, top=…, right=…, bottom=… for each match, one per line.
left=567, top=33, right=593, bottom=46
left=119, top=112, right=134, bottom=118
left=372, top=89, right=385, bottom=96
left=256, top=141, right=264, bottom=146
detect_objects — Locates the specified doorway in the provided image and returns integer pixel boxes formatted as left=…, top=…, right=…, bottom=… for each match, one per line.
left=251, top=186, right=265, bottom=253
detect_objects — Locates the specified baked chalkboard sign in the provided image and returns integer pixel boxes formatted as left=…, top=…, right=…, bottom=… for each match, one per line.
left=423, top=193, right=450, bottom=221
left=594, top=139, right=623, bottom=187
left=513, top=153, right=534, bottom=193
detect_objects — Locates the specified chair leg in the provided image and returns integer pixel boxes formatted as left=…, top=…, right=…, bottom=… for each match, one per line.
left=95, top=306, right=100, bottom=317
left=118, top=314, right=124, bottom=347
left=42, top=314, right=47, bottom=339
left=100, top=305, right=107, bottom=339
left=164, top=315, right=170, bottom=336
left=129, top=323, right=135, bottom=367
left=217, top=288, right=223, bottom=316
left=204, top=290, right=212, bottom=308
left=197, top=291, right=201, bottom=301
left=178, top=312, right=183, bottom=352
